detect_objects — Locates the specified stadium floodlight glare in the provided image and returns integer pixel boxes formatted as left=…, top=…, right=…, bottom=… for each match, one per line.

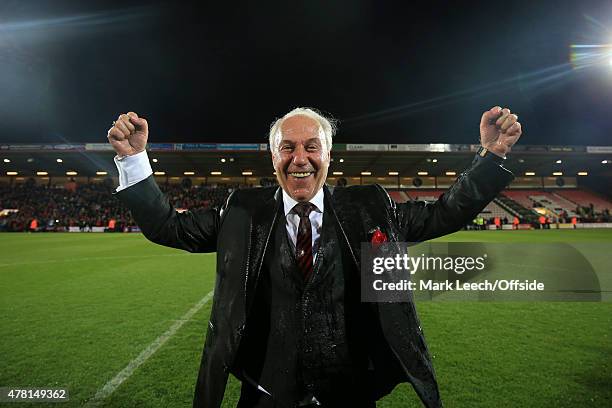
left=603, top=160, right=609, bottom=164
left=96, top=171, right=107, bottom=176
left=553, top=172, right=563, bottom=176
left=37, top=171, right=48, bottom=176
left=221, top=158, right=226, bottom=163
left=183, top=171, right=195, bottom=176
left=445, top=171, right=456, bottom=176
left=211, top=171, right=222, bottom=175
left=56, top=158, right=63, bottom=163
left=525, top=171, right=536, bottom=176
left=152, top=158, right=158, bottom=163
left=388, top=171, right=399, bottom=176
left=577, top=171, right=588, bottom=176
left=555, top=159, right=562, bottom=164
left=333, top=171, right=344, bottom=176
left=339, top=158, right=345, bottom=163
left=6, top=171, right=18, bottom=175
left=361, top=171, right=371, bottom=176
left=154, top=171, right=165, bottom=176
left=417, top=171, right=428, bottom=176
left=66, top=171, right=77, bottom=176
left=241, top=171, right=253, bottom=176
left=3, top=158, right=10, bottom=163
left=432, top=159, right=438, bottom=163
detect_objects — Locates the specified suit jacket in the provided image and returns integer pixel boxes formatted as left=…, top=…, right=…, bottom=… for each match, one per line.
left=115, top=153, right=514, bottom=407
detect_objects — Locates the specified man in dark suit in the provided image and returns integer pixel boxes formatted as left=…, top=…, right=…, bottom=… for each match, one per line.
left=108, top=106, right=521, bottom=408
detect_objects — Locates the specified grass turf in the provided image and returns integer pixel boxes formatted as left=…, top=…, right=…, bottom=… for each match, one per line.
left=0, top=230, right=611, bottom=407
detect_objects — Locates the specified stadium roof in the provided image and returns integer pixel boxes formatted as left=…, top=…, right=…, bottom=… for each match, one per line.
left=1, top=143, right=610, bottom=179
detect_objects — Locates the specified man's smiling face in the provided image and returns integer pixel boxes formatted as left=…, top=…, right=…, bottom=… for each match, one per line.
left=272, top=114, right=330, bottom=202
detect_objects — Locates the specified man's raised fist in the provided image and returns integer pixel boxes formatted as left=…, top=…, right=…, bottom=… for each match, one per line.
left=480, top=106, right=522, bottom=158
left=107, top=112, right=148, bottom=157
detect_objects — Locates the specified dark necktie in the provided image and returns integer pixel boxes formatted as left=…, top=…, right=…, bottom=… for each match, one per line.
left=293, top=202, right=316, bottom=281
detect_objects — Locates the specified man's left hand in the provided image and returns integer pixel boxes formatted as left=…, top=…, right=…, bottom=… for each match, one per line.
left=480, top=106, right=522, bottom=158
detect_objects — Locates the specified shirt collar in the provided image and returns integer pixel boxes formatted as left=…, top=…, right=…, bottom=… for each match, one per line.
left=282, top=186, right=325, bottom=217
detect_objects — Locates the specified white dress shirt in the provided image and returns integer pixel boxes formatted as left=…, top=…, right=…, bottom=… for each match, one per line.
left=114, top=150, right=324, bottom=259
left=282, top=188, right=324, bottom=261
left=113, top=150, right=153, bottom=192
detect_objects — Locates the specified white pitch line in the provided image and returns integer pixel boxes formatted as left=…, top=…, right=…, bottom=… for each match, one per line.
left=85, top=290, right=214, bottom=406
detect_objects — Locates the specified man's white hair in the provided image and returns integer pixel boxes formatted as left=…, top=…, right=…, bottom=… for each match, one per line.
left=269, top=107, right=337, bottom=154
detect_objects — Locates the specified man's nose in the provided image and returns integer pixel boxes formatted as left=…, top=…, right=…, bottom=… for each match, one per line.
left=292, top=146, right=308, bottom=166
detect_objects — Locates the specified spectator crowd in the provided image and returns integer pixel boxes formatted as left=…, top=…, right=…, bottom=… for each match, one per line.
left=1, top=180, right=610, bottom=232
left=0, top=179, right=232, bottom=232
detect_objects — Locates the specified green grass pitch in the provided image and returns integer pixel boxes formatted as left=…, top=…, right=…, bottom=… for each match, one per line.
left=1, top=230, right=611, bottom=407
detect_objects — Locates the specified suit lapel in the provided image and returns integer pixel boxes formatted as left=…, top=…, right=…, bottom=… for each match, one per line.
left=325, top=184, right=362, bottom=272
left=245, top=187, right=282, bottom=314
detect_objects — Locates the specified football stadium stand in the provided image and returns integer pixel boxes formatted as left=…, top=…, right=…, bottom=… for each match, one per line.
left=495, top=194, right=539, bottom=223
left=387, top=191, right=409, bottom=203
left=405, top=190, right=443, bottom=201
left=477, top=201, right=515, bottom=222
left=0, top=181, right=231, bottom=232
left=1, top=142, right=610, bottom=231
left=555, top=189, right=612, bottom=212
left=2, top=179, right=610, bottom=232
left=502, top=190, right=543, bottom=210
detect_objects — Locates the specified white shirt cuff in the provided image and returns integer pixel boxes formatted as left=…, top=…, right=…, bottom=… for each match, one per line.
left=114, top=150, right=153, bottom=192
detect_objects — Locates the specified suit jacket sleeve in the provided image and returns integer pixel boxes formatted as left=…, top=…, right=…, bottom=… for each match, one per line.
left=114, top=175, right=226, bottom=253
left=391, top=153, right=514, bottom=242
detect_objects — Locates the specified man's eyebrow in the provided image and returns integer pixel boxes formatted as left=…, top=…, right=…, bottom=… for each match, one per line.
left=278, top=138, right=322, bottom=147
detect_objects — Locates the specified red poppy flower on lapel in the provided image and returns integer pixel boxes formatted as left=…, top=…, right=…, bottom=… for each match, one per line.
left=370, top=228, right=388, bottom=249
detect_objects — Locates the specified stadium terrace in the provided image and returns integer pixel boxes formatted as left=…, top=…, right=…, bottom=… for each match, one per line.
left=1, top=143, right=610, bottom=232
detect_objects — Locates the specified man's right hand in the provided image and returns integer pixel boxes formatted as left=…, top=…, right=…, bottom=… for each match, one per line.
left=107, top=112, right=148, bottom=157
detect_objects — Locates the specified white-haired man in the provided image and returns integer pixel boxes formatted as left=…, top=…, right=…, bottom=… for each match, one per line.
left=108, top=106, right=521, bottom=407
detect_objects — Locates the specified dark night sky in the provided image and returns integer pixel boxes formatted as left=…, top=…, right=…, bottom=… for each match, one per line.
left=1, top=0, right=612, bottom=145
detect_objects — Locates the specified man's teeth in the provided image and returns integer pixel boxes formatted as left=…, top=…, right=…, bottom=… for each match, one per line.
left=289, top=172, right=313, bottom=178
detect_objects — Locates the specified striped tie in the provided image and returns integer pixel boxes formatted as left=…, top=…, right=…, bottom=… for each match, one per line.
left=293, top=202, right=316, bottom=281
